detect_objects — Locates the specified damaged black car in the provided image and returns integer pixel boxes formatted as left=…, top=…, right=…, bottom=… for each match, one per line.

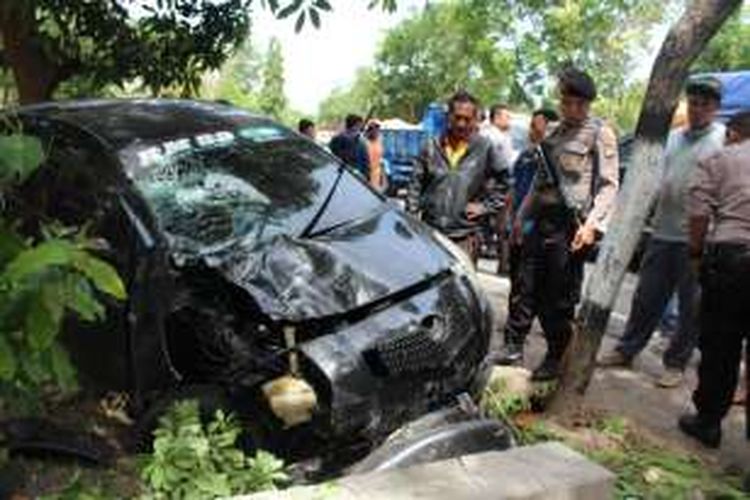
left=2, top=100, right=508, bottom=472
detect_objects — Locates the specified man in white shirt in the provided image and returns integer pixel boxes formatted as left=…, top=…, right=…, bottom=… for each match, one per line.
left=598, top=76, right=725, bottom=388
left=482, top=104, right=519, bottom=167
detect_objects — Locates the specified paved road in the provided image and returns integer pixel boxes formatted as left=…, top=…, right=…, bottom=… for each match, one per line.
left=475, top=260, right=749, bottom=475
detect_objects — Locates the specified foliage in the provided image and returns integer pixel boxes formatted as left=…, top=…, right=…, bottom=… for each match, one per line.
left=0, top=0, right=400, bottom=104
left=693, top=5, right=750, bottom=72
left=0, top=0, right=252, bottom=102
left=491, top=0, right=675, bottom=105
left=139, top=400, right=288, bottom=500
left=372, top=0, right=515, bottom=121
left=0, top=130, right=125, bottom=397
left=585, top=427, right=747, bottom=499
left=258, top=38, right=288, bottom=121
left=203, top=36, right=264, bottom=110
left=593, top=81, right=647, bottom=133
left=317, top=68, right=379, bottom=126
left=322, top=0, right=674, bottom=122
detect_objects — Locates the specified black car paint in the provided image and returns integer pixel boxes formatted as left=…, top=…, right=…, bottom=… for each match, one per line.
left=5, top=100, right=494, bottom=459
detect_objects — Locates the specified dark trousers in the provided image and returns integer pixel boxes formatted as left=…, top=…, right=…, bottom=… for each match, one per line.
left=503, top=241, right=536, bottom=347
left=512, top=216, right=584, bottom=360
left=693, top=243, right=750, bottom=425
left=616, top=238, right=699, bottom=369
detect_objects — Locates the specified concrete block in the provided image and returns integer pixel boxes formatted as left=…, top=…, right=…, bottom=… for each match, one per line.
left=234, top=442, right=615, bottom=500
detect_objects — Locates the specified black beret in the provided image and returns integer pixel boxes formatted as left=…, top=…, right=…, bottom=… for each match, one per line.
left=559, top=67, right=597, bottom=101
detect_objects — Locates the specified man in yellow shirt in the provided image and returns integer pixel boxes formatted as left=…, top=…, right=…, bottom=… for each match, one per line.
left=407, top=90, right=509, bottom=261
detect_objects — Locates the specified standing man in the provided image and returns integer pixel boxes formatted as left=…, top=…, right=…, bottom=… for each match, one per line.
left=495, top=109, right=558, bottom=365
left=329, top=114, right=370, bottom=178
left=298, top=118, right=316, bottom=139
left=598, top=77, right=725, bottom=388
left=515, top=68, right=619, bottom=381
left=679, top=111, right=750, bottom=448
left=408, top=90, right=509, bottom=261
left=483, top=104, right=519, bottom=167
left=364, top=121, right=385, bottom=190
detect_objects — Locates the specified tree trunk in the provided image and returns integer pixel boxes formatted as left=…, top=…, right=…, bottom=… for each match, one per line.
left=550, top=0, right=742, bottom=415
left=0, top=2, right=60, bottom=104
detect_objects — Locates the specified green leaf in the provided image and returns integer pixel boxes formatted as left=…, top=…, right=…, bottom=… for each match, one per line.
left=309, top=7, right=320, bottom=29
left=3, top=239, right=78, bottom=284
left=50, top=343, right=77, bottom=391
left=72, top=252, right=126, bottom=300
left=0, top=335, right=17, bottom=381
left=294, top=10, right=306, bottom=32
left=66, top=276, right=105, bottom=322
left=277, top=0, right=302, bottom=19
left=0, top=134, right=45, bottom=186
left=25, top=281, right=65, bottom=351
left=22, top=353, right=48, bottom=384
left=313, top=0, right=332, bottom=11
left=0, top=221, right=25, bottom=268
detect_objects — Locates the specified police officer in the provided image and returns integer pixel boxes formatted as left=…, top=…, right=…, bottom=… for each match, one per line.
left=513, top=68, right=619, bottom=381
left=408, top=90, right=509, bottom=261
left=680, top=110, right=750, bottom=448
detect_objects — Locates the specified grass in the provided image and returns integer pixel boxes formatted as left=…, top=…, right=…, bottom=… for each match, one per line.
left=481, top=379, right=748, bottom=499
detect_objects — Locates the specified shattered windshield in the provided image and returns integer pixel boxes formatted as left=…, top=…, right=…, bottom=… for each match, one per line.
left=122, top=123, right=363, bottom=256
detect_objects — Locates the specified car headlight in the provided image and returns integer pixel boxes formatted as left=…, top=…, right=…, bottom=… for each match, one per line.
left=431, top=229, right=477, bottom=277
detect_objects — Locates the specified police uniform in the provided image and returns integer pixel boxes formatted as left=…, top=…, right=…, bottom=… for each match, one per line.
left=523, top=116, right=619, bottom=378
left=684, top=136, right=750, bottom=444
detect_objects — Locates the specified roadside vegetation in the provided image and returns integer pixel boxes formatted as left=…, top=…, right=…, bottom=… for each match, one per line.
left=481, top=377, right=747, bottom=499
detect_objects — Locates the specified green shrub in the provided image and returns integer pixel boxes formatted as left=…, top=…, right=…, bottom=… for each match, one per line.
left=139, top=400, right=288, bottom=500
left=0, top=130, right=125, bottom=399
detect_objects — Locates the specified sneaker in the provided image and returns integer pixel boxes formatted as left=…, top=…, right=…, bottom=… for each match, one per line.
left=678, top=413, right=721, bottom=448
left=597, top=349, right=633, bottom=368
left=492, top=344, right=524, bottom=366
left=531, top=356, right=561, bottom=382
left=655, top=368, right=684, bottom=388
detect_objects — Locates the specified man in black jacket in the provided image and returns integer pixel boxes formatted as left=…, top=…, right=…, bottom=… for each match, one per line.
left=408, top=91, right=509, bottom=260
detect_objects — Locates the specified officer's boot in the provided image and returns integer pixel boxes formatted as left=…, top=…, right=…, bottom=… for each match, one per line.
left=531, top=353, right=562, bottom=382
left=531, top=327, right=571, bottom=381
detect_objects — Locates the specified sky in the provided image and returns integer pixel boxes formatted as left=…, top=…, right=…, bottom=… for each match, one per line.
left=252, top=1, right=425, bottom=115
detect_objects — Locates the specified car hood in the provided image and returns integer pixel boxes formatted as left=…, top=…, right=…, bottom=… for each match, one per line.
left=213, top=208, right=454, bottom=321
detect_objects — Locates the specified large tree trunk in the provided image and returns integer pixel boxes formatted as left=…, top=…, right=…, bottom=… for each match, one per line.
left=0, top=1, right=60, bottom=103
left=550, top=0, right=742, bottom=415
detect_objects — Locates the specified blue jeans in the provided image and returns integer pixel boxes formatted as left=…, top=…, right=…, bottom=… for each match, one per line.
left=616, top=238, right=699, bottom=369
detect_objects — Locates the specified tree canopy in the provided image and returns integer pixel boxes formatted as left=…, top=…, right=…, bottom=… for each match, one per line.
left=319, top=0, right=677, bottom=129
left=258, top=37, right=288, bottom=120
left=0, top=0, right=393, bottom=104
left=693, top=4, right=750, bottom=72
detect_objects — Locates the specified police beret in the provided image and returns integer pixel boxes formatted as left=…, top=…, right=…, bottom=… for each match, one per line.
left=558, top=67, right=597, bottom=101
left=686, top=75, right=722, bottom=102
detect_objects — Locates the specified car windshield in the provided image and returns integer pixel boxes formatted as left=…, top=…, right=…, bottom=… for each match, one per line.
left=122, top=122, right=381, bottom=256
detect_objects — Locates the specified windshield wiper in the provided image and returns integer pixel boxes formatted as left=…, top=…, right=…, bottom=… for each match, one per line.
left=300, top=162, right=345, bottom=238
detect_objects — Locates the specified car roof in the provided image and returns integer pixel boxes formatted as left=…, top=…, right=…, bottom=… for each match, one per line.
left=16, top=98, right=270, bottom=150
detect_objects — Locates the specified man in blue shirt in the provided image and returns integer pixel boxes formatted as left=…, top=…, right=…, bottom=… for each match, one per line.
left=494, top=109, right=558, bottom=365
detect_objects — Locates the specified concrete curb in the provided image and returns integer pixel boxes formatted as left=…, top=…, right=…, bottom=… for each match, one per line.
left=234, top=442, right=615, bottom=500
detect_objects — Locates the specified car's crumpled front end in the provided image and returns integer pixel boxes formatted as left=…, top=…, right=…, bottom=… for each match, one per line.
left=210, top=208, right=494, bottom=445
left=299, top=264, right=492, bottom=441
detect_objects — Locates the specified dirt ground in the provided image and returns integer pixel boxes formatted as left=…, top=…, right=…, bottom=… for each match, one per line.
left=476, top=260, right=750, bottom=478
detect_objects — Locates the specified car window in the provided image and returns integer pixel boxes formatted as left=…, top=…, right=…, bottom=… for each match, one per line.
left=122, top=123, right=383, bottom=255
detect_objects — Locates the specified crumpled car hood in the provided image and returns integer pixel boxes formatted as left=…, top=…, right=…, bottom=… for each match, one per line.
left=214, top=209, right=454, bottom=321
